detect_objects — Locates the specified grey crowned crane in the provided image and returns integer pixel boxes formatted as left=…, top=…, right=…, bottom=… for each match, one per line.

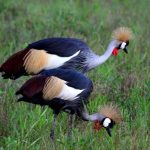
left=0, top=27, right=132, bottom=79
left=16, top=68, right=122, bottom=139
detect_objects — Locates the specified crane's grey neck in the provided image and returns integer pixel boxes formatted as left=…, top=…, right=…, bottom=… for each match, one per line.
left=79, top=111, right=105, bottom=122
left=87, top=40, right=120, bottom=70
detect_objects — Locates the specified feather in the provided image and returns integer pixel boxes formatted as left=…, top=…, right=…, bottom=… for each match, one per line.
left=43, top=76, right=65, bottom=100
left=27, top=38, right=90, bottom=57
left=23, top=49, right=49, bottom=74
left=98, top=103, right=122, bottom=123
left=0, top=49, right=29, bottom=79
left=112, top=27, right=133, bottom=42
left=16, top=76, right=46, bottom=98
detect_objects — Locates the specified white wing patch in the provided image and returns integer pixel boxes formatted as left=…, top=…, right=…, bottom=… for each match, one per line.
left=57, top=84, right=84, bottom=100
left=45, top=50, right=80, bottom=70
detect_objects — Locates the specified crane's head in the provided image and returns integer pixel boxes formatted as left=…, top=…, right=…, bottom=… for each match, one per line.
left=111, top=27, right=133, bottom=56
left=93, top=104, right=122, bottom=136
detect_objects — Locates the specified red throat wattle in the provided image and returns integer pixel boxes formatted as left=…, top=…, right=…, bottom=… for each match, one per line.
left=112, top=48, right=119, bottom=56
left=93, top=120, right=102, bottom=132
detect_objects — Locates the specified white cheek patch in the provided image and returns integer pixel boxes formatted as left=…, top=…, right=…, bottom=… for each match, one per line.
left=120, top=42, right=127, bottom=49
left=103, top=118, right=111, bottom=127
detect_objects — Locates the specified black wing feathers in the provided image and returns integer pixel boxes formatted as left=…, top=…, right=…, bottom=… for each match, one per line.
left=40, top=68, right=90, bottom=89
left=27, top=38, right=90, bottom=57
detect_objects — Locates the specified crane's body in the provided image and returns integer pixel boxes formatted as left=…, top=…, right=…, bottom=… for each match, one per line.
left=0, top=38, right=88, bottom=79
left=16, top=68, right=93, bottom=114
left=0, top=27, right=132, bottom=80
left=16, top=69, right=121, bottom=138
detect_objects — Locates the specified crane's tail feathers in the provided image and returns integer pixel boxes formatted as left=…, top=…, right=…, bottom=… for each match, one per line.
left=0, top=49, right=29, bottom=79
left=98, top=103, right=122, bottom=124
left=112, top=27, right=133, bottom=42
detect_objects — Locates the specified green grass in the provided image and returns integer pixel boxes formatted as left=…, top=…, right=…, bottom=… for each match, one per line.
left=0, top=0, right=150, bottom=149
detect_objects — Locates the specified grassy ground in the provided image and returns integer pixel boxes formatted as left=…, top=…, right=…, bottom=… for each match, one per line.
left=0, top=0, right=150, bottom=149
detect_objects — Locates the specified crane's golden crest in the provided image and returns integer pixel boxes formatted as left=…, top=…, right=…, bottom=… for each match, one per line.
left=99, top=103, right=122, bottom=123
left=112, top=27, right=133, bottom=42
left=23, top=49, right=49, bottom=74
left=43, top=76, right=65, bottom=100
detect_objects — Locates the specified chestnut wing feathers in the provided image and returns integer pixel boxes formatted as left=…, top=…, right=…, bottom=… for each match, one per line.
left=16, top=76, right=47, bottom=98
left=0, top=49, right=29, bottom=79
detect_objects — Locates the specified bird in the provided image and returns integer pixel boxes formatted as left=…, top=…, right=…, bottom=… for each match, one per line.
left=0, top=27, right=132, bottom=80
left=16, top=68, right=122, bottom=139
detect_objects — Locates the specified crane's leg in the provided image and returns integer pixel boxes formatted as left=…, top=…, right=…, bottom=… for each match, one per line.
left=67, top=114, right=75, bottom=138
left=50, top=113, right=58, bottom=141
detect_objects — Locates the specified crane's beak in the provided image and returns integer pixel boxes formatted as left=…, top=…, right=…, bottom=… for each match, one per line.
left=106, top=127, right=112, bottom=137
left=123, top=47, right=128, bottom=54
